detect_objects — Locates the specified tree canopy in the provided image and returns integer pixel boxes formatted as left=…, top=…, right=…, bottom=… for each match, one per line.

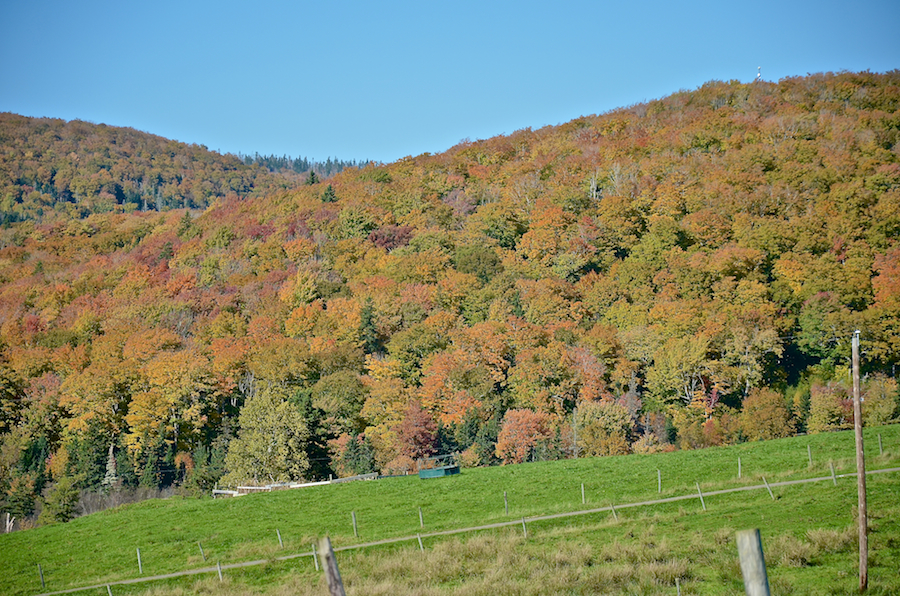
left=1, top=71, right=899, bottom=513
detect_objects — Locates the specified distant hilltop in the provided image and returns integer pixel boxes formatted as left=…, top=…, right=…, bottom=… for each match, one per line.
left=0, top=112, right=360, bottom=223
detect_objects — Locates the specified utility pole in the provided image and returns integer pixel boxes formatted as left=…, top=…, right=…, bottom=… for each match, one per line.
left=852, top=330, right=868, bottom=592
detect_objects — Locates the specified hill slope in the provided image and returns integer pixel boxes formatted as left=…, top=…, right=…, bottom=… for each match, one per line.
left=0, top=425, right=898, bottom=595
left=0, top=113, right=360, bottom=223
left=0, top=71, right=898, bottom=514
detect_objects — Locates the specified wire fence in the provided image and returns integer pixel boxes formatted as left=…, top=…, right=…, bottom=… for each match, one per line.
left=34, top=466, right=900, bottom=596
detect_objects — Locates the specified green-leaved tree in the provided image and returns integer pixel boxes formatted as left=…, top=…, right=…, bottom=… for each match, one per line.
left=39, top=476, right=80, bottom=524
left=220, top=385, right=310, bottom=487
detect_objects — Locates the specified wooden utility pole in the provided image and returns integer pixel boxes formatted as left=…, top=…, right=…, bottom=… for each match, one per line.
left=852, top=330, right=868, bottom=592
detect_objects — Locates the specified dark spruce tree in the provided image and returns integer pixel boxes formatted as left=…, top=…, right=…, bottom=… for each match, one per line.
left=321, top=184, right=337, bottom=203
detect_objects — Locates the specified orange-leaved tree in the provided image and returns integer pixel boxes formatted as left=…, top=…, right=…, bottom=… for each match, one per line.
left=495, top=408, right=552, bottom=464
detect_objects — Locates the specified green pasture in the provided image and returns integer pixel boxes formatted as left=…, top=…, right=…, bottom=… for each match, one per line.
left=2, top=425, right=899, bottom=595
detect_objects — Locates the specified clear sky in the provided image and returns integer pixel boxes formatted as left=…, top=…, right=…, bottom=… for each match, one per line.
left=1, top=1, right=898, bottom=164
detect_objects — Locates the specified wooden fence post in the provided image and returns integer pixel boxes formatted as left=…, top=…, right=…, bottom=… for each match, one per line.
left=352, top=511, right=358, bottom=538
left=830, top=462, right=837, bottom=486
left=735, top=529, right=771, bottom=596
left=738, top=456, right=742, bottom=479
left=658, top=469, right=661, bottom=494
left=808, top=444, right=812, bottom=468
left=198, top=541, right=206, bottom=561
left=276, top=528, right=283, bottom=548
left=696, top=483, right=706, bottom=511
left=419, top=507, right=424, bottom=528
left=610, top=503, right=618, bottom=522
left=137, top=547, right=143, bottom=574
left=107, top=585, right=113, bottom=596
left=521, top=517, right=527, bottom=538
left=504, top=491, right=508, bottom=515
left=217, top=561, right=223, bottom=581
left=319, top=536, right=347, bottom=596
left=417, top=534, right=424, bottom=551
left=762, top=477, right=774, bottom=500
left=581, top=483, right=585, bottom=505
left=38, top=563, right=45, bottom=589
left=312, top=543, right=319, bottom=571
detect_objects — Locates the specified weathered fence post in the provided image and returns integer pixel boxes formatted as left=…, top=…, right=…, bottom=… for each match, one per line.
left=738, top=456, right=742, bottom=479
left=276, top=528, right=283, bottom=548
left=504, top=491, right=508, bottom=515
left=658, top=469, right=661, bottom=493
left=696, top=483, right=706, bottom=511
left=198, top=541, right=206, bottom=561
left=216, top=561, right=223, bottom=581
left=610, top=503, right=618, bottom=521
left=312, top=542, right=319, bottom=571
left=38, top=563, right=45, bottom=589
left=762, top=477, right=774, bottom=500
left=581, top=483, right=585, bottom=505
left=137, top=547, right=143, bottom=574
left=351, top=511, right=358, bottom=538
left=736, top=528, right=771, bottom=596
left=808, top=444, right=812, bottom=468
left=830, top=461, right=837, bottom=486
left=107, top=585, right=113, bottom=596
left=419, top=506, right=424, bottom=528
left=319, top=536, right=347, bottom=596
left=417, top=534, right=424, bottom=551
left=521, top=517, right=527, bottom=538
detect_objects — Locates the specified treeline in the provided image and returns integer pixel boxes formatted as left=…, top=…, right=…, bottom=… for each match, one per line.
left=1, top=71, right=899, bottom=528
left=0, top=114, right=306, bottom=224
left=239, top=153, right=367, bottom=178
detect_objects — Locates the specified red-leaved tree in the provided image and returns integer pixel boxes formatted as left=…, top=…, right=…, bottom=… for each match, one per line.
left=395, top=400, right=438, bottom=460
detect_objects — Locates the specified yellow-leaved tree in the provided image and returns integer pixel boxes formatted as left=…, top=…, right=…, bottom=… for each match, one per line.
left=740, top=388, right=795, bottom=441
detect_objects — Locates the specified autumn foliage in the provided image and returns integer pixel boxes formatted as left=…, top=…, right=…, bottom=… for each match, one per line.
left=740, top=388, right=796, bottom=441
left=2, top=72, right=900, bottom=523
left=495, top=409, right=552, bottom=464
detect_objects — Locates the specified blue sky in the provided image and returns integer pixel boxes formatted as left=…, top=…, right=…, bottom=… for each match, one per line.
left=1, top=1, right=898, bottom=163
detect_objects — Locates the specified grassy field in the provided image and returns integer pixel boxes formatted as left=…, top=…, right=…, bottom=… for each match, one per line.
left=2, top=425, right=899, bottom=595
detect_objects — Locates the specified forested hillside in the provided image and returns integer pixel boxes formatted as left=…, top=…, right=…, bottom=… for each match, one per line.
left=1, top=71, right=899, bottom=526
left=0, top=114, right=356, bottom=224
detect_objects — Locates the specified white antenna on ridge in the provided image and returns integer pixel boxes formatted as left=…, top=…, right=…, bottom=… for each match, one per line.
left=756, top=66, right=761, bottom=82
